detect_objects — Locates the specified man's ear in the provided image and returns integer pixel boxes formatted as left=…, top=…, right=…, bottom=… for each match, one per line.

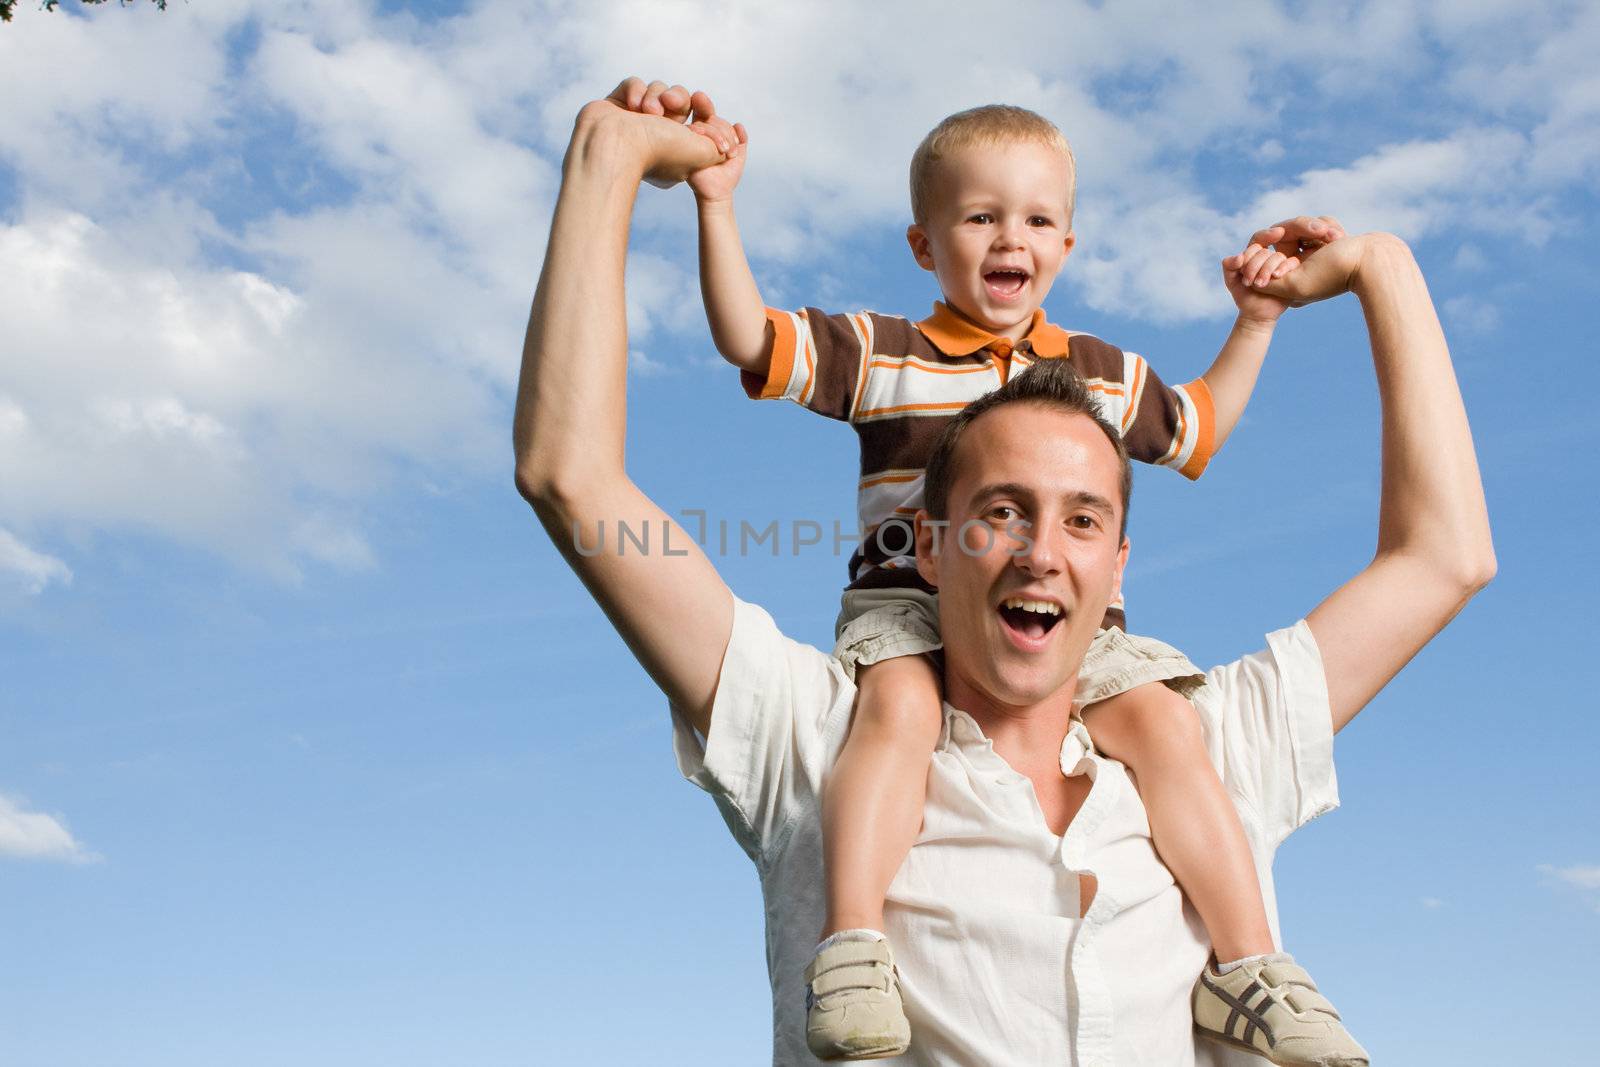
left=907, top=225, right=936, bottom=272
left=1110, top=534, right=1129, bottom=604
left=914, top=510, right=942, bottom=587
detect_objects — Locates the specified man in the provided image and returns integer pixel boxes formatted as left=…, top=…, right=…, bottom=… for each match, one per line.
left=513, top=79, right=1494, bottom=1066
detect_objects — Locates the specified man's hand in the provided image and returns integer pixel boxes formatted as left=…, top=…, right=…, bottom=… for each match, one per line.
left=612, top=81, right=752, bottom=204
left=1222, top=216, right=1349, bottom=320
left=573, top=77, right=733, bottom=190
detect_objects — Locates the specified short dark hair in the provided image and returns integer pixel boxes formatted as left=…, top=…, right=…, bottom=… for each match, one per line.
left=922, top=359, right=1132, bottom=538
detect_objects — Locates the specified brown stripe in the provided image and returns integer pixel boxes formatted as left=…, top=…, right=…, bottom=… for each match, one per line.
left=855, top=413, right=957, bottom=480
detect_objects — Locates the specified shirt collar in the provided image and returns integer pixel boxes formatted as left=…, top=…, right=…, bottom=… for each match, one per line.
left=915, top=301, right=1072, bottom=359
left=939, top=702, right=1096, bottom=776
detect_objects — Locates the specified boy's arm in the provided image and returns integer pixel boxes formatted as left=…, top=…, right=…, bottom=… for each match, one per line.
left=1201, top=217, right=1347, bottom=451
left=687, top=121, right=773, bottom=377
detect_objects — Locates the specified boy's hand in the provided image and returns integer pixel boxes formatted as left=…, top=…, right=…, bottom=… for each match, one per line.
left=686, top=115, right=748, bottom=204
left=1222, top=216, right=1347, bottom=324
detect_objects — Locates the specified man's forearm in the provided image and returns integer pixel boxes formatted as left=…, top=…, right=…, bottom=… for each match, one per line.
left=1299, top=232, right=1495, bottom=731
left=1199, top=316, right=1276, bottom=452
left=697, top=197, right=773, bottom=376
left=1354, top=235, right=1494, bottom=581
left=514, top=109, right=641, bottom=500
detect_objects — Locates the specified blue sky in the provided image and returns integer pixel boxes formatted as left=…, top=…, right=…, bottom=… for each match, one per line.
left=1, top=1, right=1597, bottom=1064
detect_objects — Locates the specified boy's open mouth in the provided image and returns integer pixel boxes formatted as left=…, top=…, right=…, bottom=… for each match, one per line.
left=984, top=269, right=1030, bottom=300
left=997, top=596, right=1063, bottom=641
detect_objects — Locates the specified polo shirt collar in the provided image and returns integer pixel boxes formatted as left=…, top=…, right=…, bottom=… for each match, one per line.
left=916, top=301, right=1071, bottom=359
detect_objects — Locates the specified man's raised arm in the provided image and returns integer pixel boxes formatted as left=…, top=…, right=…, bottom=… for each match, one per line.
left=513, top=80, right=739, bottom=735
left=1249, top=222, right=1496, bottom=733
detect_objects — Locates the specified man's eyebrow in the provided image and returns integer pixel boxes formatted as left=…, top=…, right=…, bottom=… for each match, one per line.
left=970, top=481, right=1035, bottom=505
left=968, top=483, right=1116, bottom=516
left=1064, top=490, right=1117, bottom=516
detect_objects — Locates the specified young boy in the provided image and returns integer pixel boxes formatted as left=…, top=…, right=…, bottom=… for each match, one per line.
left=684, top=99, right=1365, bottom=1067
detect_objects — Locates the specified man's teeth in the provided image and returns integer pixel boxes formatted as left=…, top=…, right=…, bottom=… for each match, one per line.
left=1001, top=597, right=1059, bottom=616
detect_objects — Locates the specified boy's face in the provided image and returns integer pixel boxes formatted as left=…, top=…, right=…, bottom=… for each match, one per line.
left=907, top=140, right=1076, bottom=342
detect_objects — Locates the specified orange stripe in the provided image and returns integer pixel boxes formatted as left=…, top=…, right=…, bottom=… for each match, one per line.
left=751, top=308, right=798, bottom=401
left=1122, top=358, right=1145, bottom=432
left=859, top=471, right=922, bottom=489
left=866, top=358, right=994, bottom=375
left=1178, top=378, right=1216, bottom=480
left=857, top=400, right=972, bottom=418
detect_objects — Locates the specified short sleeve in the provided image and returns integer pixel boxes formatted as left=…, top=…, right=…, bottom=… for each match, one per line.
left=740, top=307, right=868, bottom=422
left=670, top=596, right=853, bottom=864
left=1194, top=620, right=1339, bottom=850
left=1064, top=334, right=1216, bottom=479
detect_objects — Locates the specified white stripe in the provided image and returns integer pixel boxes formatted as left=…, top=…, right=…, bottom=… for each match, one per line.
left=846, top=313, right=873, bottom=420
left=781, top=310, right=812, bottom=404
left=856, top=359, right=1003, bottom=423
left=1078, top=376, right=1127, bottom=434
left=1164, top=383, right=1201, bottom=470
left=1121, top=351, right=1148, bottom=434
left=858, top=472, right=926, bottom=533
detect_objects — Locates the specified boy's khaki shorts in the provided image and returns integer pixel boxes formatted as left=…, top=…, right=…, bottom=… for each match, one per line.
left=833, top=587, right=1205, bottom=706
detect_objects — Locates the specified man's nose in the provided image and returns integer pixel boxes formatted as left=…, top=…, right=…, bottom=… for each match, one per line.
left=1009, top=519, right=1062, bottom=577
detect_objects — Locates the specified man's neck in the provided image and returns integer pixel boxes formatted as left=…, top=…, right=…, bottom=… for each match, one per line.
left=943, top=671, right=1079, bottom=773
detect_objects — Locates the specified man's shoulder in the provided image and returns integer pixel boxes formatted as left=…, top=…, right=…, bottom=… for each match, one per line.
left=1190, top=620, right=1339, bottom=843
left=719, top=595, right=851, bottom=697
left=1198, top=620, right=1325, bottom=698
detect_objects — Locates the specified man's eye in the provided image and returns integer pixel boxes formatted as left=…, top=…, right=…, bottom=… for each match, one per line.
left=988, top=505, right=1018, bottom=522
left=1069, top=514, right=1097, bottom=529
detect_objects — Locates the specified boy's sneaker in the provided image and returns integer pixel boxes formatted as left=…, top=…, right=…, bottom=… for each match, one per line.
left=803, top=936, right=911, bottom=1060
left=1192, top=953, right=1369, bottom=1066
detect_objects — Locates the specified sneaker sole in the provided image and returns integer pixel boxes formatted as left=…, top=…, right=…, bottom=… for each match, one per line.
left=1196, top=1026, right=1366, bottom=1067
left=809, top=1037, right=911, bottom=1061
left=1196, top=1025, right=1272, bottom=1061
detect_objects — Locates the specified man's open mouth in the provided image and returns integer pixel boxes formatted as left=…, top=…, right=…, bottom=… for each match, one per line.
left=997, top=596, right=1063, bottom=642
left=984, top=269, right=1029, bottom=299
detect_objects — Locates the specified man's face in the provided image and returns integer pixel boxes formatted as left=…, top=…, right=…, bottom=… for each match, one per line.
left=917, top=404, right=1127, bottom=715
left=906, top=140, right=1076, bottom=343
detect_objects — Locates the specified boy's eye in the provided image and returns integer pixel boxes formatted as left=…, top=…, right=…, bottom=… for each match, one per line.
left=968, top=213, right=994, bottom=225
left=1029, top=216, right=1053, bottom=228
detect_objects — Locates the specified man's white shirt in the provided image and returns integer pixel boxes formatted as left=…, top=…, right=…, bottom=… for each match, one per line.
left=672, top=597, right=1340, bottom=1066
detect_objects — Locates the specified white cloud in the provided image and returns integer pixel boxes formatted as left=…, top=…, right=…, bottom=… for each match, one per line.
left=1442, top=295, right=1501, bottom=335
left=0, top=793, right=95, bottom=863
left=1538, top=864, right=1600, bottom=914
left=0, top=527, right=71, bottom=595
left=1420, top=896, right=1446, bottom=909
left=1541, top=864, right=1600, bottom=890
left=0, top=0, right=1593, bottom=579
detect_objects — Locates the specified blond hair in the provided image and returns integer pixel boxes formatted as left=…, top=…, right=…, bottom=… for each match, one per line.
left=909, top=105, right=1076, bottom=226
